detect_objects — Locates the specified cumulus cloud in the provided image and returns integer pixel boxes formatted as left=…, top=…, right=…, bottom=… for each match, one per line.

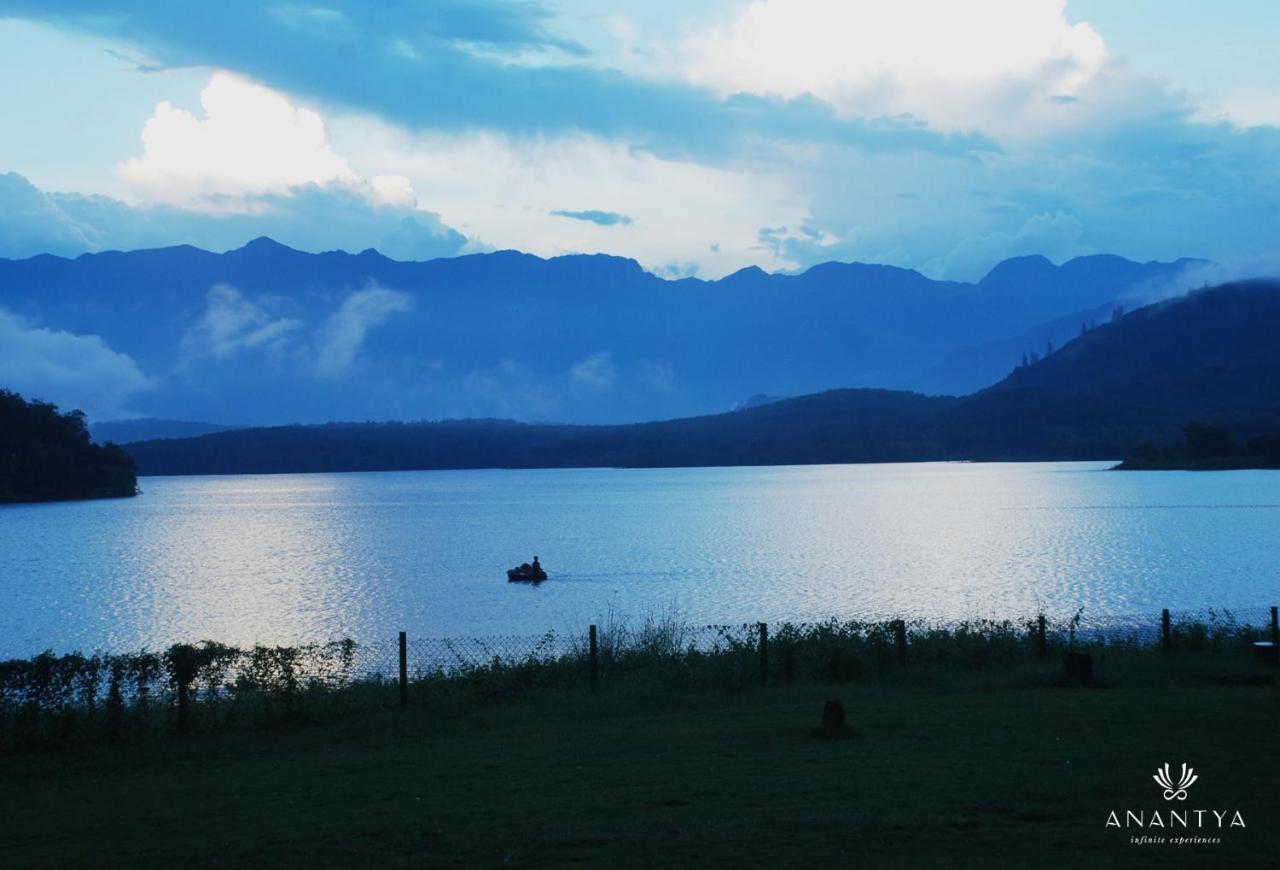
left=0, top=307, right=151, bottom=416
left=0, top=172, right=100, bottom=257
left=119, top=72, right=358, bottom=209
left=180, top=284, right=300, bottom=363
left=683, top=0, right=1107, bottom=136
left=569, top=352, right=616, bottom=390
left=315, top=284, right=410, bottom=377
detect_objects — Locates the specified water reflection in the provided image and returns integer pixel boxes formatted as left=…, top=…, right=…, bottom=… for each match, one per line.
left=1, top=462, right=1277, bottom=656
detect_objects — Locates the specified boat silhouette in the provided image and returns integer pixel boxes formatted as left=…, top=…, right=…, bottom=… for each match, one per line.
left=507, top=556, right=547, bottom=582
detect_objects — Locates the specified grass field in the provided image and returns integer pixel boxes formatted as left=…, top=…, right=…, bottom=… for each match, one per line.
left=2, top=648, right=1277, bottom=868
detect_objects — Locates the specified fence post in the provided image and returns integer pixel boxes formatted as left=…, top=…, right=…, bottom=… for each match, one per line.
left=589, top=624, right=599, bottom=692
left=1037, top=614, right=1047, bottom=659
left=1161, top=609, right=1171, bottom=652
left=758, top=622, right=769, bottom=687
left=894, top=619, right=907, bottom=663
left=398, top=631, right=408, bottom=710
left=1271, top=606, right=1278, bottom=646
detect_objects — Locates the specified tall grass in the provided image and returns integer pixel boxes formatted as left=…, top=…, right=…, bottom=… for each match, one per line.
left=0, top=609, right=1272, bottom=754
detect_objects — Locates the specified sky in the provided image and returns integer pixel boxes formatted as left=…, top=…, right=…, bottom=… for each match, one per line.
left=0, top=1, right=1277, bottom=281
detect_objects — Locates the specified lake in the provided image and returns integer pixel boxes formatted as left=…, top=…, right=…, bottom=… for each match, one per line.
left=1, top=462, right=1278, bottom=658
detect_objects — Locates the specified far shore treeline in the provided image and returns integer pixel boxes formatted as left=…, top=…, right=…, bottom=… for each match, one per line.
left=0, top=391, right=137, bottom=503
left=1117, top=422, right=1280, bottom=470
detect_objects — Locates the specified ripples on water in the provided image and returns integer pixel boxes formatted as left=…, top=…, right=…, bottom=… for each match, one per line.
left=1, top=462, right=1278, bottom=656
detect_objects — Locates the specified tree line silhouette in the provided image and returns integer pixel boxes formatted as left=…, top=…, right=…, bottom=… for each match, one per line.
left=0, top=390, right=138, bottom=503
left=1117, top=422, right=1280, bottom=470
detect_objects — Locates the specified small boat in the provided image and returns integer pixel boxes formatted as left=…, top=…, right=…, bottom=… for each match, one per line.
left=507, top=558, right=548, bottom=582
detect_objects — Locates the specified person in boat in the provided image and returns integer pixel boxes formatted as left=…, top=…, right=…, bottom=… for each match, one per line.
left=532, top=555, right=541, bottom=572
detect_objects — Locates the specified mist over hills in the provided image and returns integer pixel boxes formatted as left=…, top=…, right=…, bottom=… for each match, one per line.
left=0, top=238, right=1203, bottom=427
left=124, top=280, right=1280, bottom=474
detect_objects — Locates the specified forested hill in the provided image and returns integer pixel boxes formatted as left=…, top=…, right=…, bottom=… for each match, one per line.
left=0, top=391, right=138, bottom=503
left=0, top=238, right=1201, bottom=425
left=124, top=280, right=1280, bottom=475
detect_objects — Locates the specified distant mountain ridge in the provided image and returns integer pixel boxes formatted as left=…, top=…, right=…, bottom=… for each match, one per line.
left=124, top=280, right=1280, bottom=475
left=89, top=418, right=233, bottom=445
left=0, top=238, right=1204, bottom=426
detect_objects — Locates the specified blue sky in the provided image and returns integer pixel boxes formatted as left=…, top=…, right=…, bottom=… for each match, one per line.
left=0, top=0, right=1277, bottom=279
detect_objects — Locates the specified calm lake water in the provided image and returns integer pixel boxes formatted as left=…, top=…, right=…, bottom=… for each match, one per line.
left=2, top=462, right=1278, bottom=657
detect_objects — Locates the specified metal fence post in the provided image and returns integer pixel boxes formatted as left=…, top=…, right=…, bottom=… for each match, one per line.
left=589, top=624, right=599, bottom=692
left=1037, top=614, right=1047, bottom=659
left=894, top=619, right=907, bottom=663
left=758, top=622, right=769, bottom=687
left=399, top=631, right=408, bottom=709
left=1161, top=609, right=1171, bottom=652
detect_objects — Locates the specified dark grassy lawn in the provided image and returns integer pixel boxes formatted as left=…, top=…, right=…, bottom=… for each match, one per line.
left=2, top=654, right=1277, bottom=868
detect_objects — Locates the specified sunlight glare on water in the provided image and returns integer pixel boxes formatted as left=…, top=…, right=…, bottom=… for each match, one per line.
left=1, top=462, right=1278, bottom=656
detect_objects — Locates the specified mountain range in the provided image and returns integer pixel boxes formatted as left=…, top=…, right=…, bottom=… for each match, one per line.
left=124, top=280, right=1280, bottom=474
left=0, top=238, right=1204, bottom=428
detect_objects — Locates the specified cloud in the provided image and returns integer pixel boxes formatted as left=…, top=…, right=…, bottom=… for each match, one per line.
left=459, top=358, right=557, bottom=419
left=940, top=211, right=1086, bottom=281
left=0, top=1, right=993, bottom=161
left=180, top=284, right=300, bottom=363
left=683, top=0, right=1107, bottom=137
left=3, top=3, right=1280, bottom=283
left=315, top=284, right=410, bottom=376
left=0, top=172, right=468, bottom=262
left=550, top=209, right=633, bottom=226
left=0, top=172, right=100, bottom=257
left=119, top=72, right=358, bottom=209
left=569, top=352, right=615, bottom=390
left=638, top=359, right=675, bottom=390
left=326, top=125, right=812, bottom=275
left=0, top=307, right=151, bottom=416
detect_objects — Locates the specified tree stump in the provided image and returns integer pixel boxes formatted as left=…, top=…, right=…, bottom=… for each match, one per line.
left=811, top=699, right=853, bottom=739
left=1061, top=651, right=1094, bottom=685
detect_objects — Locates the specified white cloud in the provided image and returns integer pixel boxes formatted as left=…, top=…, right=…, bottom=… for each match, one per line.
left=569, top=352, right=616, bottom=389
left=315, top=285, right=410, bottom=377
left=180, top=284, right=301, bottom=363
left=329, top=121, right=812, bottom=276
left=119, top=72, right=360, bottom=209
left=0, top=307, right=151, bottom=416
left=683, top=0, right=1107, bottom=136
left=941, top=211, right=1086, bottom=280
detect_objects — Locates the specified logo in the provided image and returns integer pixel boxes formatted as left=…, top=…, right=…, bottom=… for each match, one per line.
left=1153, top=763, right=1197, bottom=801
left=1103, top=763, right=1246, bottom=846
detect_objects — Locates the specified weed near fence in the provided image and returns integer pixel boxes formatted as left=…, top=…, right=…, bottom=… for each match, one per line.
left=1, top=606, right=1275, bottom=753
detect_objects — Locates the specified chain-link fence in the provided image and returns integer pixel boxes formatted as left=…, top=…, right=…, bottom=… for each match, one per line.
left=1, top=605, right=1276, bottom=750
left=357, top=606, right=1277, bottom=679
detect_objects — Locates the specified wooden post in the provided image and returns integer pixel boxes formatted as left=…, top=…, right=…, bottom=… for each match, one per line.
left=1037, top=614, right=1047, bottom=659
left=1161, top=609, right=1171, bottom=652
left=758, top=622, right=769, bottom=687
left=176, top=679, right=190, bottom=735
left=398, top=631, right=408, bottom=710
left=1270, top=606, right=1278, bottom=646
left=589, top=624, right=599, bottom=692
left=894, top=619, right=907, bottom=663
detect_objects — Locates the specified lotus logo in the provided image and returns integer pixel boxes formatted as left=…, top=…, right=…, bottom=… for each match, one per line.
left=1153, top=763, right=1197, bottom=801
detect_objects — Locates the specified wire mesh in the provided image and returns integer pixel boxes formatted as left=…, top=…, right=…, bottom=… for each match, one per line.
left=0, top=606, right=1274, bottom=716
